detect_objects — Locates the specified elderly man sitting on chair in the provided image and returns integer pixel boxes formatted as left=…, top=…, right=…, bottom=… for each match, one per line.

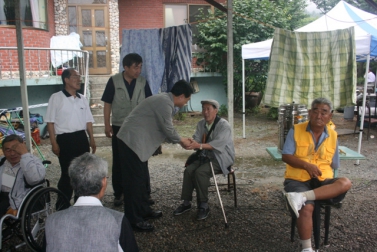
left=173, top=99, right=235, bottom=220
left=283, top=97, right=352, bottom=252
left=0, top=134, right=45, bottom=217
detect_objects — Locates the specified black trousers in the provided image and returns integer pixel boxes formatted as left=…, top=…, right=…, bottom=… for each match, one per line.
left=117, top=139, right=151, bottom=225
left=56, top=130, right=89, bottom=201
left=0, top=192, right=10, bottom=216
left=111, top=125, right=123, bottom=198
left=112, top=125, right=151, bottom=198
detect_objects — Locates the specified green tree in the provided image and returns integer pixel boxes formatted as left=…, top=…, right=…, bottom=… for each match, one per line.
left=310, top=0, right=377, bottom=14
left=195, top=0, right=309, bottom=109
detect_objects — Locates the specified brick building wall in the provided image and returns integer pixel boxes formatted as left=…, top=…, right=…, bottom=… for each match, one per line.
left=0, top=0, right=55, bottom=73
left=118, top=0, right=225, bottom=44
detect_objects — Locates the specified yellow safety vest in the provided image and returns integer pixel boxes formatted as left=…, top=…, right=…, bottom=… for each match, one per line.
left=284, top=121, right=337, bottom=182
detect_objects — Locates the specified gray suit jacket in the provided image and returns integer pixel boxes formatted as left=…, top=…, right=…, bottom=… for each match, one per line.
left=45, top=204, right=138, bottom=252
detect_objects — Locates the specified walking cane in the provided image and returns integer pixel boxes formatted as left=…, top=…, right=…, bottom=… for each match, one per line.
left=209, top=161, right=229, bottom=228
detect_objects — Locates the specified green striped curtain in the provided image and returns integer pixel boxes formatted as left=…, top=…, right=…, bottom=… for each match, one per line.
left=263, top=27, right=356, bottom=108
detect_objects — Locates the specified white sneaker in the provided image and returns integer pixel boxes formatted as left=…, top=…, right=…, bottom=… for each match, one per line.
left=286, top=192, right=306, bottom=218
left=301, top=248, right=314, bottom=252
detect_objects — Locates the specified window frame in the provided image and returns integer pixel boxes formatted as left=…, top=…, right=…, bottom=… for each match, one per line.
left=0, top=0, right=48, bottom=31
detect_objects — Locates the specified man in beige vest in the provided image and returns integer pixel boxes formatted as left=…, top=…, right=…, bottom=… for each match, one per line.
left=101, top=53, right=152, bottom=206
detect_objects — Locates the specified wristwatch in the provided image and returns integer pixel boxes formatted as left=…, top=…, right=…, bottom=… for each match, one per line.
left=200, top=144, right=203, bottom=150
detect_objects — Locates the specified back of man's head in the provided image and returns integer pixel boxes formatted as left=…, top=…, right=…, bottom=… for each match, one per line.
left=123, top=53, right=143, bottom=67
left=171, top=80, right=194, bottom=98
left=69, top=153, right=108, bottom=197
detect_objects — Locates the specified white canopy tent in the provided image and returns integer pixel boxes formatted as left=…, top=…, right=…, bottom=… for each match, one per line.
left=241, top=0, right=377, bottom=158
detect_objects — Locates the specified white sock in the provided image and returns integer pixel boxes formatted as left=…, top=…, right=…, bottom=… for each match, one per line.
left=302, top=190, right=315, bottom=201
left=300, top=238, right=311, bottom=249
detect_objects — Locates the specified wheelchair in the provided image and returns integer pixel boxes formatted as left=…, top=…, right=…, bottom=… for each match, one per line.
left=0, top=179, right=70, bottom=251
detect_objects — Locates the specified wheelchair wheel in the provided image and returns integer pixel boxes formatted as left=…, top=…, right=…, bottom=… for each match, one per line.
left=21, top=187, right=70, bottom=251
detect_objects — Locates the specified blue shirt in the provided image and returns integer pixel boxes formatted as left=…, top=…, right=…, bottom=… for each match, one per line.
left=282, top=124, right=340, bottom=169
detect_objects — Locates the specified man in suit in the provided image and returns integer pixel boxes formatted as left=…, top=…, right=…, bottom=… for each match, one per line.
left=45, top=153, right=138, bottom=252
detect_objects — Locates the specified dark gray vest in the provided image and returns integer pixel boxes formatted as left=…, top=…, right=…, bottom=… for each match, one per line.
left=111, top=73, right=146, bottom=126
left=45, top=206, right=123, bottom=252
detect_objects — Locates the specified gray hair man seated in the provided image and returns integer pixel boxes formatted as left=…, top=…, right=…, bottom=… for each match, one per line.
left=283, top=98, right=352, bottom=252
left=45, top=153, right=139, bottom=252
left=0, top=134, right=45, bottom=217
left=173, top=99, right=235, bottom=220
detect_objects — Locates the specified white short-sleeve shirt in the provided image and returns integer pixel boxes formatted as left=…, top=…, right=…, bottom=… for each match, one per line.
left=45, top=90, right=94, bottom=135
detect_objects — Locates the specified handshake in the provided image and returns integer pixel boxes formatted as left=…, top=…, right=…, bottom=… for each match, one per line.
left=180, top=138, right=200, bottom=150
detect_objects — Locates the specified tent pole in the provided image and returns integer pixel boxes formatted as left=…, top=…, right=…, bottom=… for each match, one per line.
left=15, top=0, right=32, bottom=152
left=356, top=55, right=370, bottom=165
left=242, top=59, right=245, bottom=138
left=227, top=0, right=234, bottom=139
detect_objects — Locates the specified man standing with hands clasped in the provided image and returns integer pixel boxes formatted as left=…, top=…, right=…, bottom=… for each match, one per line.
left=101, top=53, right=152, bottom=207
left=45, top=68, right=96, bottom=203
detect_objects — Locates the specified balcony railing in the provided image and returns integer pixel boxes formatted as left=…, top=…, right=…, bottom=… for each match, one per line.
left=0, top=47, right=90, bottom=97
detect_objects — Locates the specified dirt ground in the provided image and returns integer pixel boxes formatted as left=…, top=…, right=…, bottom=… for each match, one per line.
left=3, top=110, right=377, bottom=251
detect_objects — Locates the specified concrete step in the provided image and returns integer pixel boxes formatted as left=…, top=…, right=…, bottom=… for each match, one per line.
left=88, top=75, right=111, bottom=85
left=90, top=82, right=107, bottom=91
left=93, top=124, right=105, bottom=134
left=90, top=98, right=104, bottom=106
left=90, top=89, right=105, bottom=98
left=91, top=107, right=103, bottom=116
left=93, top=133, right=111, bottom=147
left=93, top=114, right=109, bottom=124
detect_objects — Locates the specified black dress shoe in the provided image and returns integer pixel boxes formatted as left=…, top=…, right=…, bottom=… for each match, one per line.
left=173, top=204, right=192, bottom=216
left=197, top=207, right=210, bottom=220
left=132, top=221, right=154, bottom=232
left=143, top=210, right=162, bottom=220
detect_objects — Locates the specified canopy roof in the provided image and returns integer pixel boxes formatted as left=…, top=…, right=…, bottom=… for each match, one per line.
left=242, top=0, right=377, bottom=61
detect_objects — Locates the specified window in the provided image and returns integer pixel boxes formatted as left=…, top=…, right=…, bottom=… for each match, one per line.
left=164, top=4, right=212, bottom=45
left=0, top=0, right=47, bottom=29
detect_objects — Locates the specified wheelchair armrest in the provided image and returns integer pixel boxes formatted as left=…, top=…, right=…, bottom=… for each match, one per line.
left=24, top=178, right=46, bottom=189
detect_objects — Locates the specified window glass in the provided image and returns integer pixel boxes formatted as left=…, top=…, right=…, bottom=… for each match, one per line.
left=164, top=4, right=211, bottom=45
left=96, top=31, right=106, bottom=46
left=164, top=4, right=187, bottom=27
left=81, top=9, right=92, bottom=27
left=97, top=51, right=106, bottom=67
left=189, top=5, right=211, bottom=45
left=0, top=0, right=47, bottom=30
left=68, top=6, right=77, bottom=33
left=83, top=31, right=92, bottom=47
left=95, top=10, right=104, bottom=27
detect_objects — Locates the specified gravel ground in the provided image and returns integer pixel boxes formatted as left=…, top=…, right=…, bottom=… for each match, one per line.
left=3, top=111, right=377, bottom=251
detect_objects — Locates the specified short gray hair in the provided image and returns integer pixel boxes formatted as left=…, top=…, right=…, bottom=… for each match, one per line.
left=311, top=97, right=333, bottom=112
left=69, top=153, right=108, bottom=197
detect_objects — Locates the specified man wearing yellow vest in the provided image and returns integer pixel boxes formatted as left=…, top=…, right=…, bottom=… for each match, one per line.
left=283, top=98, right=352, bottom=252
